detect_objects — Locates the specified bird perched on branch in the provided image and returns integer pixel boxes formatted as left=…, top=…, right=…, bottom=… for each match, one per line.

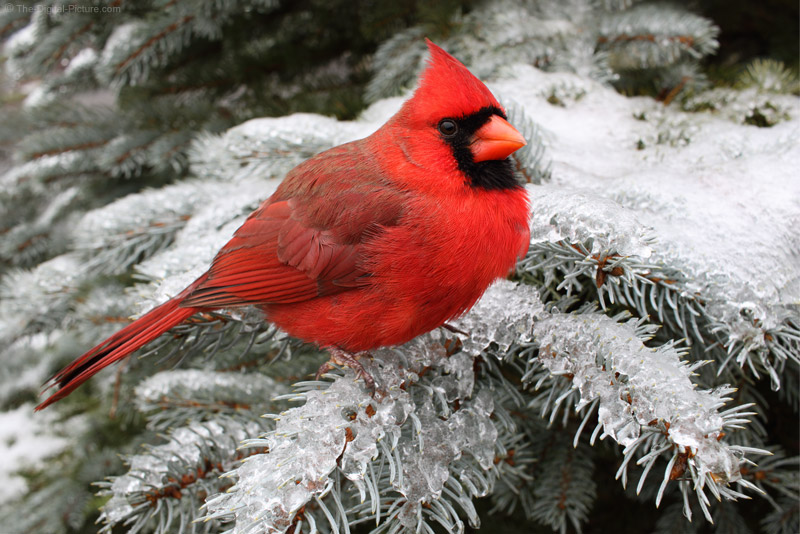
left=37, top=40, right=530, bottom=410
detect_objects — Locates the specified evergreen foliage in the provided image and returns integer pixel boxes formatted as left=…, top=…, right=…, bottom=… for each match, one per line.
left=1, top=1, right=798, bottom=534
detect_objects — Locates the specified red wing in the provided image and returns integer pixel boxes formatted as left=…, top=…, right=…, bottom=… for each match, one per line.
left=182, top=141, right=405, bottom=309
left=182, top=200, right=367, bottom=307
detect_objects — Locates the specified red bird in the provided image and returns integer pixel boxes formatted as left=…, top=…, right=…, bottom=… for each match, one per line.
left=37, top=40, right=530, bottom=410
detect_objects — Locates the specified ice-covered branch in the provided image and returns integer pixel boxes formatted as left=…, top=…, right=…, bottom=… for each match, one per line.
left=72, top=180, right=219, bottom=275
left=528, top=311, right=767, bottom=521
left=597, top=3, right=719, bottom=71
left=135, top=369, right=287, bottom=431
left=99, top=417, right=268, bottom=534
left=495, top=63, right=800, bottom=386
left=202, top=282, right=543, bottom=533
left=203, top=341, right=501, bottom=533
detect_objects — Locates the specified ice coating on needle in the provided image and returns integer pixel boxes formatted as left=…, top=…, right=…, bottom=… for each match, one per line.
left=101, top=417, right=263, bottom=525
left=135, top=369, right=286, bottom=411
left=534, top=312, right=741, bottom=484
left=452, top=279, right=543, bottom=355
left=204, top=332, right=501, bottom=532
left=527, top=185, right=655, bottom=258
left=494, top=65, right=800, bottom=377
left=203, top=347, right=421, bottom=531
left=396, top=388, right=497, bottom=527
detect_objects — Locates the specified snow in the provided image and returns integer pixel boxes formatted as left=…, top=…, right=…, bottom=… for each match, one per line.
left=3, top=18, right=38, bottom=57
left=492, top=65, right=800, bottom=376
left=135, top=369, right=287, bottom=410
left=98, top=22, right=141, bottom=71
left=65, top=47, right=99, bottom=74
left=0, top=404, right=76, bottom=501
left=101, top=417, right=262, bottom=525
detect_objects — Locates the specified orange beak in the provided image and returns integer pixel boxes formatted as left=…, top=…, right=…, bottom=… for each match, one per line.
left=469, top=115, right=526, bottom=162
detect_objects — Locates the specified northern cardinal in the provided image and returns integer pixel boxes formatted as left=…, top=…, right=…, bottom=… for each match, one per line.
left=37, top=40, right=530, bottom=410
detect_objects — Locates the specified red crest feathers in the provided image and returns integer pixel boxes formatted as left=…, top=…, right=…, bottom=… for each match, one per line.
left=399, top=40, right=503, bottom=127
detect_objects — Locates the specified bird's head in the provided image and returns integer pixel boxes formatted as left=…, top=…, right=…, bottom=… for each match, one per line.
left=389, top=39, right=526, bottom=191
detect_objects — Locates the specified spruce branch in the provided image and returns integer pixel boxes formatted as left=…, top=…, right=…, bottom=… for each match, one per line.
left=682, top=86, right=796, bottom=127
left=761, top=495, right=800, bottom=534
left=202, top=292, right=539, bottom=534
left=25, top=48, right=101, bottom=108
left=499, top=97, right=552, bottom=184
left=2, top=478, right=89, bottom=534
left=202, top=340, right=474, bottom=533
left=0, top=184, right=84, bottom=267
left=597, top=3, right=719, bottom=71
left=527, top=429, right=596, bottom=534
left=737, top=59, right=800, bottom=95
left=126, top=308, right=287, bottom=386
left=0, top=253, right=86, bottom=344
left=187, top=114, right=343, bottom=184
left=99, top=417, right=268, bottom=534
left=17, top=122, right=117, bottom=162
left=365, top=27, right=427, bottom=104
left=528, top=310, right=769, bottom=522
left=23, top=12, right=95, bottom=75
left=738, top=448, right=800, bottom=509
left=72, top=180, right=219, bottom=275
left=518, top=174, right=800, bottom=387
left=135, top=369, right=287, bottom=431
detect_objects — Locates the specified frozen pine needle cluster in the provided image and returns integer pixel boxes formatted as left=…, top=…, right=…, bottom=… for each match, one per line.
left=1, top=1, right=798, bottom=534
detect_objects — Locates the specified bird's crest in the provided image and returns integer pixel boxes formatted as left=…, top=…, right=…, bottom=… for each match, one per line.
left=403, top=40, right=503, bottom=124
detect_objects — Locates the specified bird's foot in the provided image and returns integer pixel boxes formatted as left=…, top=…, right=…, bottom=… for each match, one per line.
left=441, top=322, right=468, bottom=336
left=316, top=348, right=375, bottom=391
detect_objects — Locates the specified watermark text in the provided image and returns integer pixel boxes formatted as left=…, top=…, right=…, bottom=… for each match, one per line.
left=3, top=4, right=122, bottom=15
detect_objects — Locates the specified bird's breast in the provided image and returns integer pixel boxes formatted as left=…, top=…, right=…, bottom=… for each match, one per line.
left=364, top=185, right=530, bottom=324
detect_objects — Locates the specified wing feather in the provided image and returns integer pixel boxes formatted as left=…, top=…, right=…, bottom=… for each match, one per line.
left=181, top=142, right=405, bottom=308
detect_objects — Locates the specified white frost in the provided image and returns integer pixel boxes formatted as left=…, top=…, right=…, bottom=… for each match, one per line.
left=534, top=312, right=741, bottom=484
left=0, top=405, right=80, bottom=501
left=494, top=65, right=800, bottom=374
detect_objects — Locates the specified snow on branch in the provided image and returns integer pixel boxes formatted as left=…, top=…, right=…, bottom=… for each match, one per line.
left=529, top=310, right=767, bottom=522
left=99, top=417, right=268, bottom=534
left=495, top=64, right=800, bottom=387
left=597, top=3, right=719, bottom=70
left=203, top=342, right=501, bottom=533
left=135, top=369, right=287, bottom=431
left=73, top=180, right=220, bottom=275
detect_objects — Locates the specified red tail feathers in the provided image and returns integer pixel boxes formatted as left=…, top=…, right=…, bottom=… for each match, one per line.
left=36, top=283, right=204, bottom=410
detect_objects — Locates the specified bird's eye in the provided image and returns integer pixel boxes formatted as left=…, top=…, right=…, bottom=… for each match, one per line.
left=438, top=119, right=458, bottom=136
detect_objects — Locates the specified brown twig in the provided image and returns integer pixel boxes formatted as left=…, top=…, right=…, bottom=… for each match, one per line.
left=115, top=16, right=195, bottom=74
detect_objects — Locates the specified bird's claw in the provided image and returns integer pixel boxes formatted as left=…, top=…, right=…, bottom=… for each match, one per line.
left=441, top=322, right=469, bottom=336
left=316, top=348, right=376, bottom=391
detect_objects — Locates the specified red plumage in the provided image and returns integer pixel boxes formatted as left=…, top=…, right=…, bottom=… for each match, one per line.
left=37, top=41, right=530, bottom=410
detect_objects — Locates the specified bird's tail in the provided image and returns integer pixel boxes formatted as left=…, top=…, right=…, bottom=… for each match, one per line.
left=36, top=280, right=206, bottom=411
